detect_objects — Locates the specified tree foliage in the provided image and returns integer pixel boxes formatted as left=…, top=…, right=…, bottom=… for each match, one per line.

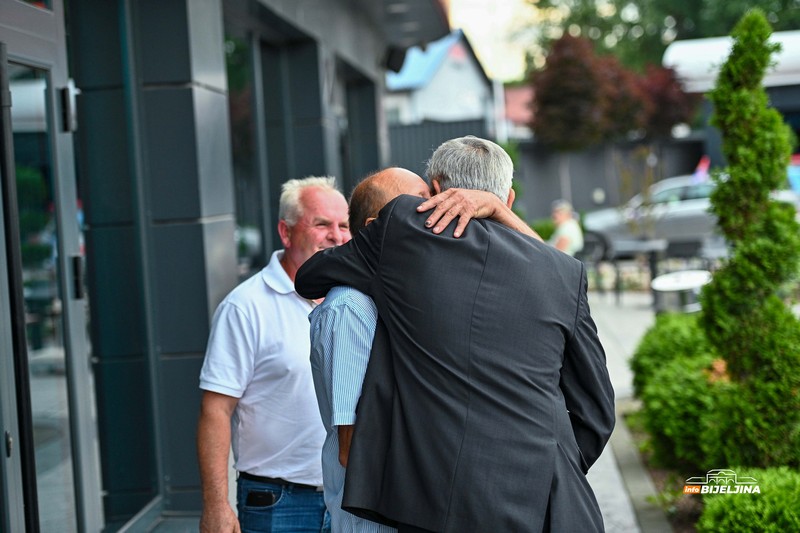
left=596, top=54, right=649, bottom=139
left=526, top=0, right=800, bottom=71
left=699, top=9, right=800, bottom=467
left=529, top=34, right=698, bottom=149
left=529, top=35, right=608, bottom=151
left=637, top=65, right=701, bottom=139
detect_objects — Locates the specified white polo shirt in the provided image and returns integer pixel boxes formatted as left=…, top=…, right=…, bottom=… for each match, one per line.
left=199, top=250, right=324, bottom=485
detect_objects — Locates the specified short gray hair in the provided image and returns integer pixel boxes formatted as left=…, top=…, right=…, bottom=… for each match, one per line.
left=279, top=176, right=340, bottom=226
left=426, top=136, right=513, bottom=202
left=551, top=199, right=574, bottom=213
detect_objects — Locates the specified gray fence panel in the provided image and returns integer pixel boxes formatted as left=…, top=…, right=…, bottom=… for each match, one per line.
left=388, top=119, right=488, bottom=178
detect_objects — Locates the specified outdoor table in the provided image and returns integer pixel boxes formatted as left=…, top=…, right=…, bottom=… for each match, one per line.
left=650, top=269, right=713, bottom=314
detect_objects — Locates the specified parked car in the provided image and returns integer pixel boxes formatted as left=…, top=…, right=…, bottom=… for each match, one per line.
left=582, top=173, right=800, bottom=260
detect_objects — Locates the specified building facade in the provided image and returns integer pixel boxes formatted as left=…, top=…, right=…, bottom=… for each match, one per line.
left=384, top=29, right=494, bottom=127
left=383, top=29, right=496, bottom=178
left=0, top=1, right=447, bottom=531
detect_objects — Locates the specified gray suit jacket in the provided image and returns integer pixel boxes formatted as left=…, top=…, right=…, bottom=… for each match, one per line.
left=296, top=195, right=615, bottom=532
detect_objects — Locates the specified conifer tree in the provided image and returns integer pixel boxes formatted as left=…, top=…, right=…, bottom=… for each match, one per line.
left=700, top=9, right=800, bottom=466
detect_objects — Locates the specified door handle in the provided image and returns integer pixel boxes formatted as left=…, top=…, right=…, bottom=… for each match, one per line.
left=72, top=255, right=85, bottom=299
left=59, top=85, right=76, bottom=132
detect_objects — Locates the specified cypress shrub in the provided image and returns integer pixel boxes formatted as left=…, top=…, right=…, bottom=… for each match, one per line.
left=699, top=8, right=800, bottom=468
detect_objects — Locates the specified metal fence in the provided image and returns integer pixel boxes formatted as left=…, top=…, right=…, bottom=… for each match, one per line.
left=388, top=119, right=488, bottom=178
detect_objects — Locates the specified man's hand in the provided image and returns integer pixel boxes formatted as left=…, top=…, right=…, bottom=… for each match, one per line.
left=417, top=188, right=501, bottom=238
left=338, top=425, right=355, bottom=467
left=200, top=504, right=240, bottom=533
left=417, top=188, right=543, bottom=241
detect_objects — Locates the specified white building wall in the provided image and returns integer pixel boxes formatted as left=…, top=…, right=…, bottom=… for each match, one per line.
left=413, top=43, right=491, bottom=123
left=384, top=92, right=414, bottom=124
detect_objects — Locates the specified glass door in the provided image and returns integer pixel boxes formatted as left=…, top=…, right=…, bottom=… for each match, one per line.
left=0, top=1, right=103, bottom=531
left=9, top=59, right=79, bottom=533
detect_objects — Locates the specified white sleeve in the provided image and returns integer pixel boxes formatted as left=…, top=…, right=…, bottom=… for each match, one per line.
left=198, top=301, right=256, bottom=398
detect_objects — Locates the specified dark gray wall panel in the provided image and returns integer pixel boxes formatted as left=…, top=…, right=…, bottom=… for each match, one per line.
left=264, top=124, right=291, bottom=180
left=93, top=359, right=157, bottom=519
left=138, top=0, right=227, bottom=89
left=85, top=226, right=144, bottom=358
left=76, top=89, right=134, bottom=226
left=69, top=0, right=123, bottom=89
left=138, top=0, right=192, bottom=84
left=345, top=81, right=379, bottom=189
left=159, top=356, right=204, bottom=500
left=287, top=42, right=323, bottom=120
left=261, top=45, right=287, bottom=122
left=151, top=223, right=211, bottom=355
left=516, top=139, right=705, bottom=220
left=142, top=88, right=201, bottom=221
left=292, top=125, right=328, bottom=177
left=388, top=119, right=487, bottom=179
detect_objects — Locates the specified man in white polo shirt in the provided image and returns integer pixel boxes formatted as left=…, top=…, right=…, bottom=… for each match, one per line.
left=197, top=176, right=350, bottom=533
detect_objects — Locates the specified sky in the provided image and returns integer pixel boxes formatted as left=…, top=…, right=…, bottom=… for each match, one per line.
left=447, top=0, right=538, bottom=82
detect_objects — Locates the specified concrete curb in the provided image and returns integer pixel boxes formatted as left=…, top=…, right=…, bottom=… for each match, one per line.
left=610, top=399, right=673, bottom=533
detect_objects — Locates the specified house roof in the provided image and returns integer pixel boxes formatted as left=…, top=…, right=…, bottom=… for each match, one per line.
left=662, top=30, right=800, bottom=92
left=386, top=28, right=490, bottom=91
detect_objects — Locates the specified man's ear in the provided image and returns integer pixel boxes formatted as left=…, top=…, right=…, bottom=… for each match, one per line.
left=431, top=179, right=442, bottom=195
left=277, top=219, right=292, bottom=248
left=365, top=216, right=377, bottom=227
left=506, top=187, right=516, bottom=209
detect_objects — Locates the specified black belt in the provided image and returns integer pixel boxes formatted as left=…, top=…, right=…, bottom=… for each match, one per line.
left=239, top=471, right=323, bottom=491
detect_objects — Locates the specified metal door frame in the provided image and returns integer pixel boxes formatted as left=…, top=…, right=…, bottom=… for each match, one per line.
left=0, top=1, right=103, bottom=531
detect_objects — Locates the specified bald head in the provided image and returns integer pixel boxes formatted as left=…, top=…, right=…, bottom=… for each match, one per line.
left=349, top=167, right=430, bottom=234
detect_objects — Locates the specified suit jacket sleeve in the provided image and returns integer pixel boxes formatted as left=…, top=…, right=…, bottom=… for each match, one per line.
left=560, top=265, right=615, bottom=473
left=295, top=198, right=392, bottom=300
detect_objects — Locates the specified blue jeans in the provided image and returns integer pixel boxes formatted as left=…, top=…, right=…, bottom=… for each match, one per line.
left=237, top=475, right=330, bottom=533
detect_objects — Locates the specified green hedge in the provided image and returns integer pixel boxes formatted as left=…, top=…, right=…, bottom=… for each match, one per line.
left=630, top=312, right=710, bottom=398
left=697, top=467, right=800, bottom=532
left=700, top=377, right=800, bottom=469
left=530, top=218, right=555, bottom=241
left=641, top=353, right=716, bottom=469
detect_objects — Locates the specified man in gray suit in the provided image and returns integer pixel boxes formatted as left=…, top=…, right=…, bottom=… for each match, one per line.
left=296, top=136, right=615, bottom=532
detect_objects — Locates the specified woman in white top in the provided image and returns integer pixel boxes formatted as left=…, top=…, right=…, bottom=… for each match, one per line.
left=548, top=199, right=584, bottom=256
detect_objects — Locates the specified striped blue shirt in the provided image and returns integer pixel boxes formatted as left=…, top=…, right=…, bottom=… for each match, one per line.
left=309, top=286, right=396, bottom=533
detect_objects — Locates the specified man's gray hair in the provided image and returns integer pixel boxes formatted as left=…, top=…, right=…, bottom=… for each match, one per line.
left=426, top=136, right=514, bottom=202
left=279, top=176, right=340, bottom=226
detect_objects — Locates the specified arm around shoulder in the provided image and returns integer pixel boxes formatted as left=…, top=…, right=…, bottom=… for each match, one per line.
left=416, top=188, right=542, bottom=240
left=296, top=205, right=389, bottom=299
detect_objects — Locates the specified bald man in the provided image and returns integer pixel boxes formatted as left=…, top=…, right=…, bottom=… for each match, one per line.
left=308, top=168, right=537, bottom=533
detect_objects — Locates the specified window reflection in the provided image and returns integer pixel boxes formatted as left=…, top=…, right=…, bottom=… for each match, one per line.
left=225, top=34, right=266, bottom=278
left=10, top=62, right=78, bottom=533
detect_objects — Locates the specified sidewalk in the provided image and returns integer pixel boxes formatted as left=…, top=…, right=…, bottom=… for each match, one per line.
left=586, top=290, right=672, bottom=533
